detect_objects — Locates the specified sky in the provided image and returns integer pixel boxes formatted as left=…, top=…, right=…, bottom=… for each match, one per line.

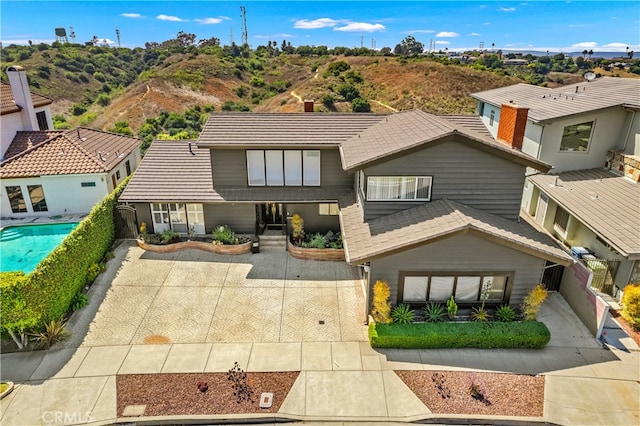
left=1, top=1, right=639, bottom=53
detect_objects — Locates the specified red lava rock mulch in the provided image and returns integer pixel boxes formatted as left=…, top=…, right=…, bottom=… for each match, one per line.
left=116, top=372, right=299, bottom=417
left=395, top=370, right=544, bottom=417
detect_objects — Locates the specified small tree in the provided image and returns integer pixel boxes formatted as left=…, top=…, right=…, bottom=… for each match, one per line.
left=351, top=98, right=371, bottom=112
left=521, top=284, right=548, bottom=321
left=621, top=283, right=640, bottom=330
left=371, top=280, right=392, bottom=324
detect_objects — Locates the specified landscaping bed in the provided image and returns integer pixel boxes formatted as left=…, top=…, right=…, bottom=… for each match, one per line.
left=396, top=370, right=544, bottom=417
left=117, top=371, right=299, bottom=417
left=369, top=321, right=551, bottom=349
left=137, top=238, right=252, bottom=255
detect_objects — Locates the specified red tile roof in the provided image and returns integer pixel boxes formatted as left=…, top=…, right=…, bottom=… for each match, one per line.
left=0, top=81, right=53, bottom=115
left=0, top=128, right=141, bottom=178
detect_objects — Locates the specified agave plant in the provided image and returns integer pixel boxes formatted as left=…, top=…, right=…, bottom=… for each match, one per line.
left=422, top=302, right=446, bottom=322
left=494, top=305, right=516, bottom=322
left=470, top=306, right=491, bottom=322
left=391, top=303, right=415, bottom=324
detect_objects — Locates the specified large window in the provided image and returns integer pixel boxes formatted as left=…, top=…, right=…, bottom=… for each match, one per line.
left=366, top=176, right=432, bottom=201
left=560, top=121, right=593, bottom=152
left=27, top=185, right=48, bottom=212
left=5, top=186, right=27, bottom=213
left=36, top=111, right=49, bottom=131
left=247, top=150, right=320, bottom=187
left=554, top=206, right=570, bottom=234
left=152, top=203, right=205, bottom=234
left=400, top=272, right=511, bottom=304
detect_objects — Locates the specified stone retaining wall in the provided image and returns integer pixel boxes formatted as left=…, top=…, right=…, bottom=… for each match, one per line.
left=137, top=239, right=252, bottom=255
left=287, top=240, right=345, bottom=261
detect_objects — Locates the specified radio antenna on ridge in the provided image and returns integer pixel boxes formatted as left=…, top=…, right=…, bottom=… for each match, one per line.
left=240, top=6, right=248, bottom=46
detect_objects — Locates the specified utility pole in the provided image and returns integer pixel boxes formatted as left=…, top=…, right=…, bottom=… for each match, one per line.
left=240, top=6, right=248, bottom=46
left=115, top=27, right=121, bottom=47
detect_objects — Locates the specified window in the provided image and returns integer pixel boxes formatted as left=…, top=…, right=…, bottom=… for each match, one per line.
left=247, top=150, right=320, bottom=187
left=115, top=170, right=121, bottom=180
left=169, top=203, right=187, bottom=233
left=554, top=206, right=570, bottom=234
left=27, top=185, right=48, bottom=212
left=81, top=182, right=96, bottom=187
left=400, top=272, right=511, bottom=304
left=319, top=203, right=339, bottom=215
left=36, top=111, right=49, bottom=131
left=151, top=203, right=170, bottom=225
left=366, top=176, right=432, bottom=201
left=560, top=121, right=593, bottom=152
left=5, top=186, right=27, bottom=213
left=125, top=160, right=131, bottom=175
left=489, top=110, right=495, bottom=126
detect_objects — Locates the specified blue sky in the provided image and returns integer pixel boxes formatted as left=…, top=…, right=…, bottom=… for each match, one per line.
left=1, top=1, right=638, bottom=53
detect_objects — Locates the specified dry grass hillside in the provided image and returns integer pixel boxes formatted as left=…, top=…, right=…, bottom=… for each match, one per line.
left=94, top=55, right=521, bottom=131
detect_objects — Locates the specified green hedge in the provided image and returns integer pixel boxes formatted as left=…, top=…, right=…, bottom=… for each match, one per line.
left=0, top=176, right=130, bottom=331
left=368, top=320, right=551, bottom=349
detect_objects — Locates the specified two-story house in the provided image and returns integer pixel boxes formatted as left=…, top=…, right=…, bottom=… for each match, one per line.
left=472, top=77, right=640, bottom=298
left=120, top=107, right=571, bottom=316
left=0, top=66, right=143, bottom=219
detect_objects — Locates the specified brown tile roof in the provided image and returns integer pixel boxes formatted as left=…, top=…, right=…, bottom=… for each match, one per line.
left=340, top=197, right=572, bottom=265
left=529, top=168, right=640, bottom=258
left=0, top=128, right=141, bottom=178
left=472, top=77, right=640, bottom=123
left=119, top=140, right=222, bottom=203
left=339, top=109, right=550, bottom=171
left=0, top=81, right=53, bottom=115
left=197, top=112, right=387, bottom=148
left=3, top=130, right=63, bottom=160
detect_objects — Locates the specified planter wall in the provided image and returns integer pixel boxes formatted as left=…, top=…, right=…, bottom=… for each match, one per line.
left=287, top=240, right=345, bottom=261
left=137, top=239, right=252, bottom=255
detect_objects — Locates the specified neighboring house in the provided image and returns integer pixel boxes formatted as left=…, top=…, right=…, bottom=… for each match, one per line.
left=471, top=77, right=640, bottom=298
left=120, top=107, right=572, bottom=314
left=1, top=66, right=54, bottom=159
left=1, top=127, right=141, bottom=218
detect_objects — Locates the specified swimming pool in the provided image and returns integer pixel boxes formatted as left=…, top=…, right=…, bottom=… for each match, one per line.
left=0, top=223, right=79, bottom=273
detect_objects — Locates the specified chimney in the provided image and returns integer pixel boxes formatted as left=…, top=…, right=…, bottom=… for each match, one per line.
left=496, top=103, right=529, bottom=150
left=6, top=66, right=38, bottom=131
left=304, top=99, right=314, bottom=112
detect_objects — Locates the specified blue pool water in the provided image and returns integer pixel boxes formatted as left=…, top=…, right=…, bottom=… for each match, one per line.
left=0, top=223, right=79, bottom=273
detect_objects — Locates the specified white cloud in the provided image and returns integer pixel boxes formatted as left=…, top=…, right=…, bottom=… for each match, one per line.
left=571, top=41, right=598, bottom=48
left=255, top=33, right=294, bottom=39
left=157, top=14, right=186, bottom=22
left=469, top=32, right=481, bottom=36
left=334, top=22, right=385, bottom=32
left=293, top=18, right=339, bottom=29
left=121, top=13, right=143, bottom=19
left=483, top=22, right=491, bottom=26
left=195, top=17, right=224, bottom=25
left=0, top=38, right=55, bottom=45
left=436, top=31, right=459, bottom=37
left=499, top=7, right=516, bottom=12
left=602, top=42, right=633, bottom=50
left=435, top=40, right=450, bottom=45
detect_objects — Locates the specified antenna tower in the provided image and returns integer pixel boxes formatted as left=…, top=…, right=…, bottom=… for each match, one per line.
left=230, top=27, right=234, bottom=45
left=479, top=41, right=484, bottom=51
left=116, top=27, right=121, bottom=47
left=240, top=6, right=248, bottom=46
left=69, top=26, right=76, bottom=43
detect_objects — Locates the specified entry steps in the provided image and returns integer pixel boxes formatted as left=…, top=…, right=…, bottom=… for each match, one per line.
left=258, top=234, right=287, bottom=250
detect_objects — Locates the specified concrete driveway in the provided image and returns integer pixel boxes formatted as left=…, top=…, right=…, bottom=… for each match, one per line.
left=79, top=241, right=367, bottom=346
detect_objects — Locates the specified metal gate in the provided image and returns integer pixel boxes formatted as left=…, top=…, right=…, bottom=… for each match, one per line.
left=542, top=260, right=564, bottom=291
left=115, top=204, right=138, bottom=239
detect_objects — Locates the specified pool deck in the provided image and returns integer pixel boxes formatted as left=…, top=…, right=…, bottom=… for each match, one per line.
left=0, top=214, right=86, bottom=230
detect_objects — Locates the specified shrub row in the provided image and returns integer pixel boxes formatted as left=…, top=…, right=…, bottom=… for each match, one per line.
left=368, top=320, right=551, bottom=349
left=0, top=176, right=130, bottom=332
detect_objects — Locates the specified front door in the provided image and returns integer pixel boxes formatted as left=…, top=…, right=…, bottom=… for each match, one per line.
left=535, top=193, right=548, bottom=227
left=257, top=203, right=285, bottom=232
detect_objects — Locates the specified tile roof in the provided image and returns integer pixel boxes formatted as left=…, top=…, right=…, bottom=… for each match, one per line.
left=0, top=81, right=53, bottom=115
left=119, top=140, right=222, bottom=203
left=339, top=109, right=550, bottom=171
left=197, top=112, right=387, bottom=148
left=472, top=77, right=640, bottom=123
left=0, top=128, right=141, bottom=178
left=2, top=130, right=63, bottom=160
left=529, top=168, right=640, bottom=258
left=340, top=197, right=572, bottom=265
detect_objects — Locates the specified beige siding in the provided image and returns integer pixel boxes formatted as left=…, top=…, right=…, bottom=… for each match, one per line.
left=368, top=232, right=545, bottom=311
left=362, top=140, right=525, bottom=220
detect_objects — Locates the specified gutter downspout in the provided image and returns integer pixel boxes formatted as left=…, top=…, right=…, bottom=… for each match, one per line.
left=621, top=109, right=636, bottom=152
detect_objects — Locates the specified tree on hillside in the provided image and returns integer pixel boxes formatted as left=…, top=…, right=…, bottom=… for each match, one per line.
left=198, top=37, right=220, bottom=47
left=176, top=31, right=197, bottom=47
left=394, top=36, right=424, bottom=55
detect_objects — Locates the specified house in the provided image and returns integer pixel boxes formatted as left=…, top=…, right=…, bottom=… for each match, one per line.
left=119, top=106, right=572, bottom=315
left=1, top=127, right=142, bottom=218
left=1, top=66, right=54, bottom=159
left=0, top=65, right=142, bottom=219
left=472, top=77, right=640, bottom=298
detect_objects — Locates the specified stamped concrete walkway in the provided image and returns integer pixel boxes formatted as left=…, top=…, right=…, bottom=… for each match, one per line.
left=1, top=242, right=639, bottom=425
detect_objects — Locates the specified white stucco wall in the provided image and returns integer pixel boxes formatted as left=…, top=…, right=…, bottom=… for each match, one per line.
left=1, top=113, right=23, bottom=159
left=106, top=149, right=140, bottom=191
left=1, top=174, right=109, bottom=218
left=538, top=109, right=628, bottom=173
left=478, top=101, right=500, bottom=138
